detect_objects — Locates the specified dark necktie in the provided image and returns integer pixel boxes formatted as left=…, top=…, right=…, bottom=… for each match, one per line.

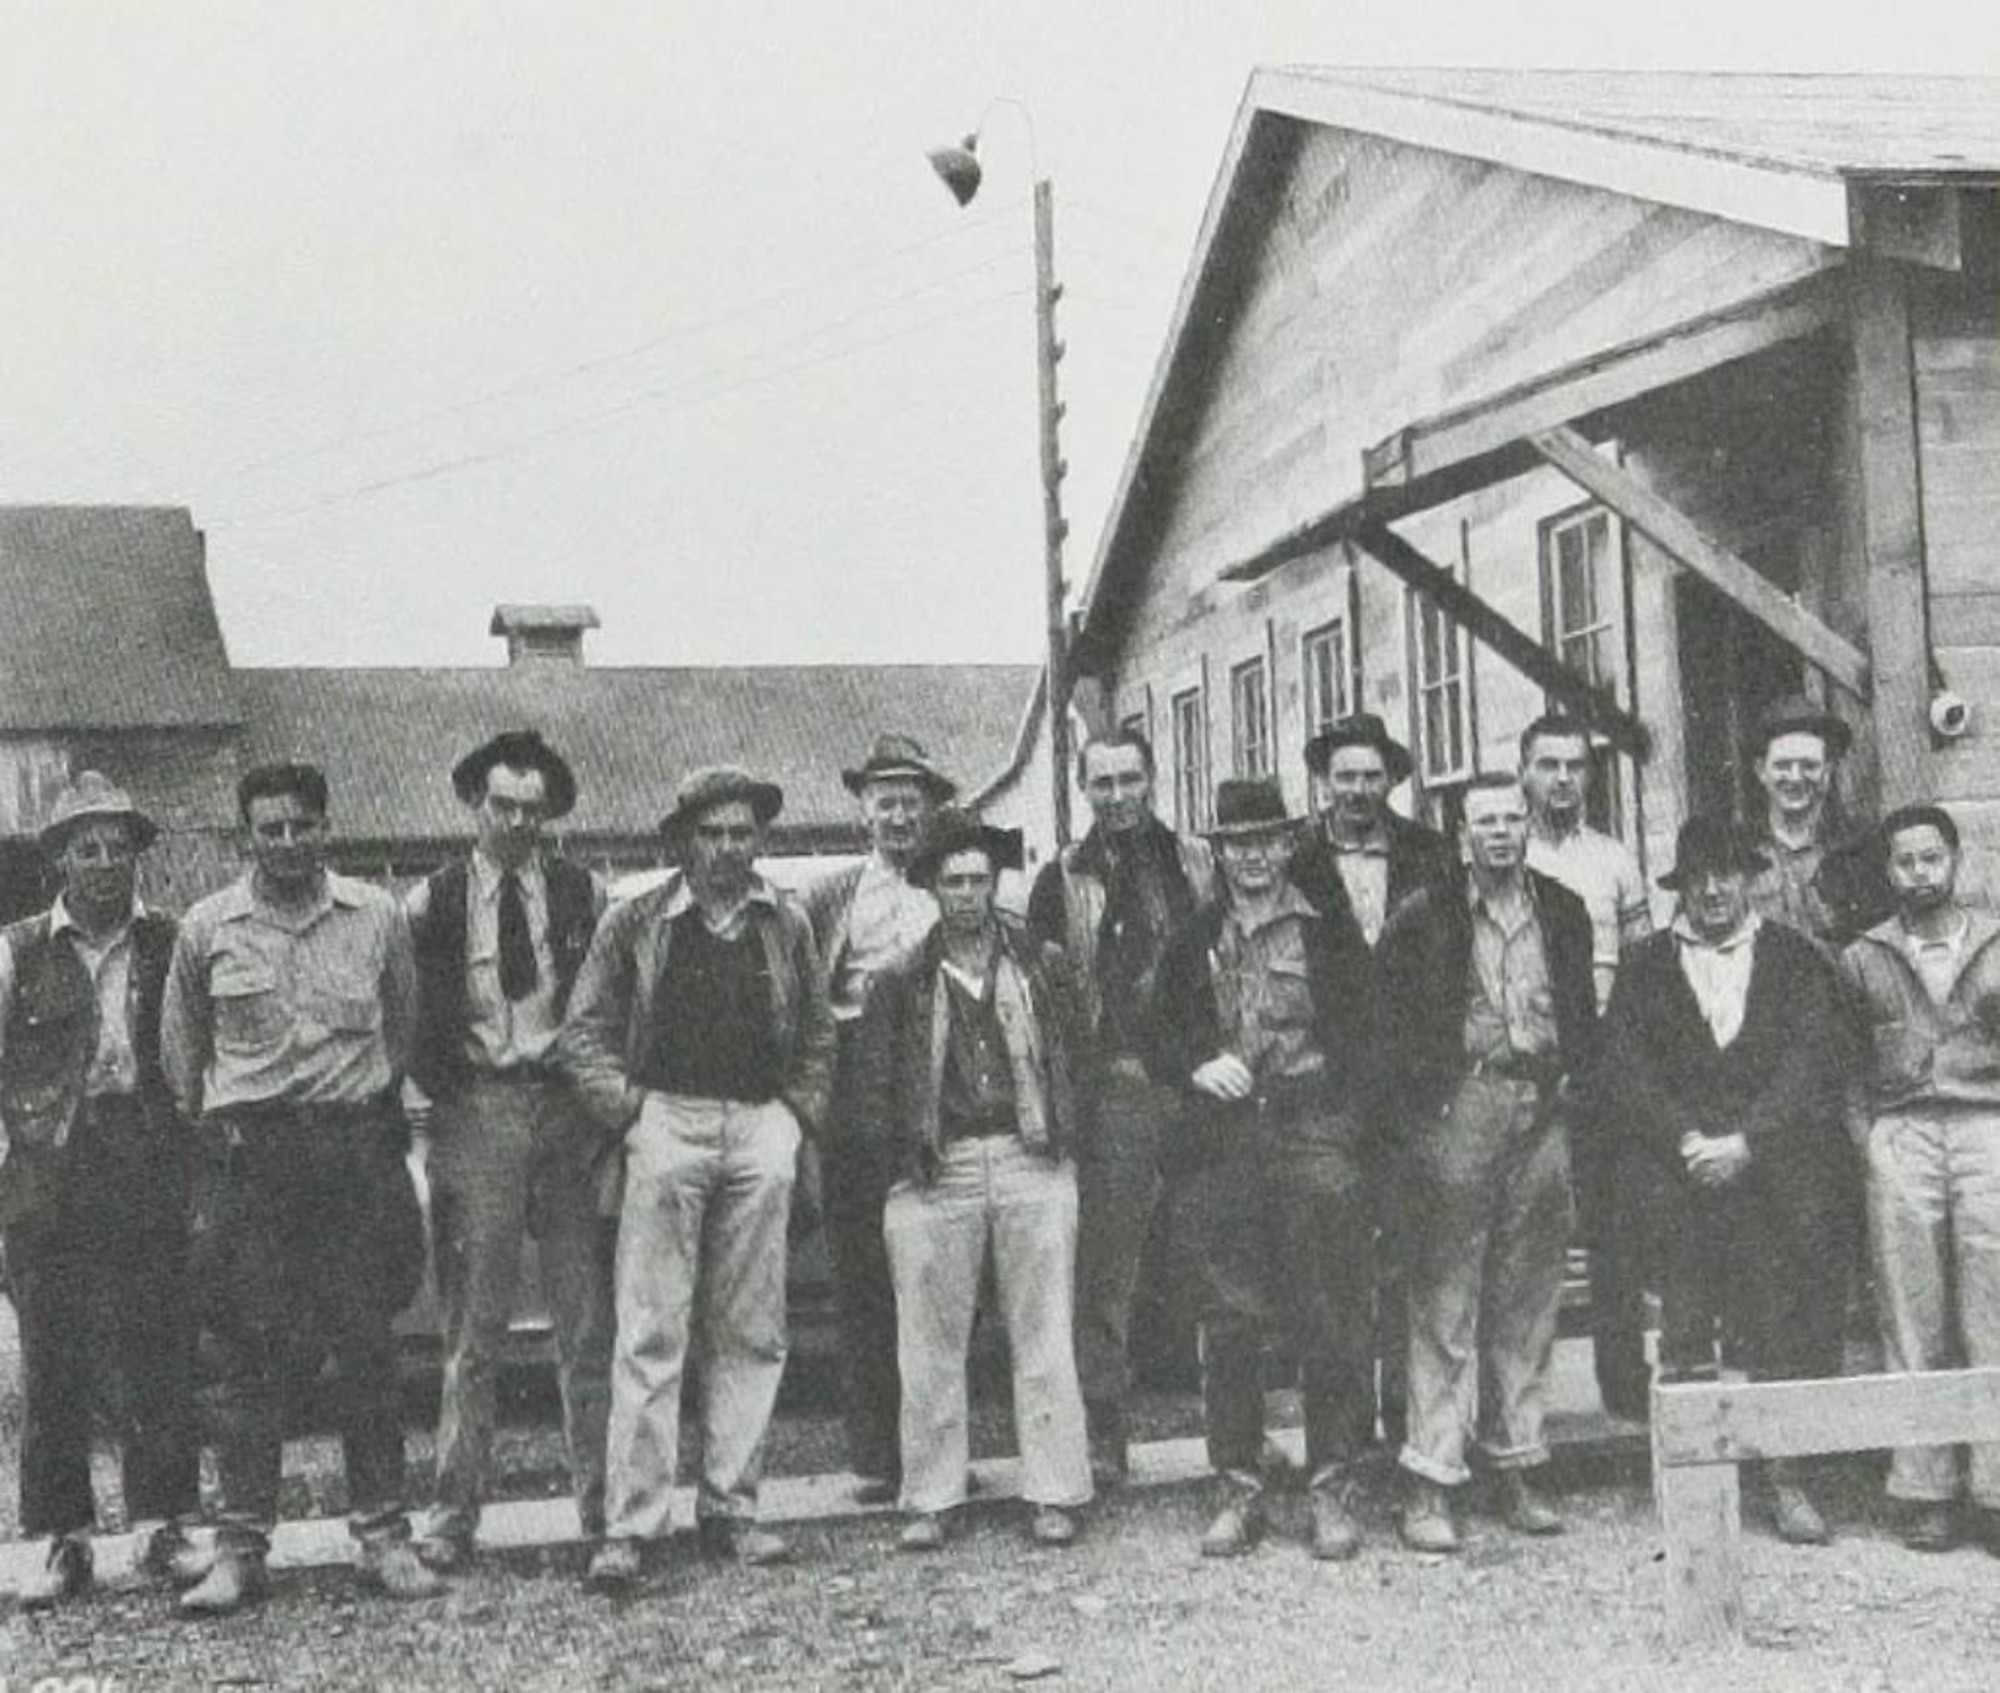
left=498, top=870, right=539, bottom=1001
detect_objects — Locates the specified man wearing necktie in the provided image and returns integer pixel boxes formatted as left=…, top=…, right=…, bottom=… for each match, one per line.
left=406, top=729, right=611, bottom=1571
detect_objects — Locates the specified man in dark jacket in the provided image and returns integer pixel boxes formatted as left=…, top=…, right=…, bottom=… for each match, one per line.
left=1377, top=773, right=1595, bottom=1553
left=407, top=729, right=612, bottom=1571
left=1146, top=778, right=1379, bottom=1561
left=0, top=773, right=198, bottom=1608
left=1026, top=727, right=1212, bottom=1483
left=1601, top=816, right=1853, bottom=1545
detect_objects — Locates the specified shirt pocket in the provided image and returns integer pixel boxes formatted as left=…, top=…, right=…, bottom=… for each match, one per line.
left=211, top=959, right=289, bottom=1054
left=1262, top=957, right=1315, bottom=1029
left=301, top=971, right=383, bottom=1037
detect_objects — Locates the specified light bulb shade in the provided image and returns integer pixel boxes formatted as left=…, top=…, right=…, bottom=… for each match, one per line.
left=927, top=140, right=983, bottom=207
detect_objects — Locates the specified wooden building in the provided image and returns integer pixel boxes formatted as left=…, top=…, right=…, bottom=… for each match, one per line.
left=1070, top=70, right=2000, bottom=894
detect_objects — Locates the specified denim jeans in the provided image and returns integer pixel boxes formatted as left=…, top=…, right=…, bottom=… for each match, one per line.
left=1074, top=1058, right=1167, bottom=1411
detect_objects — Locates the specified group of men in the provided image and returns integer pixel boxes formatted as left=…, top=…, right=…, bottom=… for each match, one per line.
left=5, top=689, right=1998, bottom=1618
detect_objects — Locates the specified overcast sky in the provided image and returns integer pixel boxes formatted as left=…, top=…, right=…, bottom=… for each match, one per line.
left=3, top=1, right=1994, bottom=670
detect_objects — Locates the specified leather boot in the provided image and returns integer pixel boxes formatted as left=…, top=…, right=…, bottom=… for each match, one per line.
left=1497, top=1469, right=1564, bottom=1536
left=1768, top=1460, right=1830, bottom=1546
left=1199, top=1474, right=1266, bottom=1557
left=1307, top=1472, right=1363, bottom=1562
left=1399, top=1477, right=1460, bottom=1554
left=180, top=1546, right=268, bottom=1616
left=17, top=1534, right=92, bottom=1611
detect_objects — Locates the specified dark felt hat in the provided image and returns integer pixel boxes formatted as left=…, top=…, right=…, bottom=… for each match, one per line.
left=658, top=764, right=784, bottom=838
left=452, top=729, right=578, bottom=820
left=1752, top=695, right=1852, bottom=760
left=1657, top=815, right=1772, bottom=891
left=1206, top=778, right=1297, bottom=839
left=841, top=732, right=958, bottom=800
left=39, top=771, right=159, bottom=853
left=906, top=807, right=1024, bottom=888
left=1303, top=712, right=1414, bottom=784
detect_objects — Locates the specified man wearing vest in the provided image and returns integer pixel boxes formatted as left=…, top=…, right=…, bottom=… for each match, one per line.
left=801, top=733, right=953, bottom=1504
left=1025, top=727, right=1212, bottom=1484
left=1, top=773, right=199, bottom=1609
left=1842, top=804, right=2000, bottom=1555
left=161, top=761, right=439, bottom=1614
left=559, top=765, right=835, bottom=1592
left=406, top=729, right=612, bottom=1571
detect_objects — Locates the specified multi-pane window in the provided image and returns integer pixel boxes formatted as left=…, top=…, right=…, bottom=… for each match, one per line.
left=1170, top=687, right=1207, bottom=830
left=1230, top=656, right=1271, bottom=780
left=1412, top=587, right=1473, bottom=784
left=1302, top=617, right=1353, bottom=742
left=1545, top=509, right=1618, bottom=692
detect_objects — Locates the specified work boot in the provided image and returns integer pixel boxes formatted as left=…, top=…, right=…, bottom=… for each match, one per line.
left=1029, top=1506, right=1079, bottom=1548
left=1399, top=1478, right=1461, bottom=1554
left=179, top=1545, right=268, bottom=1616
left=1198, top=1473, right=1266, bottom=1558
left=355, top=1538, right=447, bottom=1600
left=584, top=1538, right=645, bottom=1593
left=1768, top=1461, right=1829, bottom=1546
left=412, top=1529, right=476, bottom=1574
left=897, top=1513, right=949, bottom=1553
left=1496, top=1469, right=1564, bottom=1537
left=1086, top=1401, right=1130, bottom=1488
left=139, top=1520, right=213, bottom=1588
left=17, top=1534, right=92, bottom=1610
left=1307, top=1471, right=1363, bottom=1562
left=697, top=1518, right=792, bottom=1566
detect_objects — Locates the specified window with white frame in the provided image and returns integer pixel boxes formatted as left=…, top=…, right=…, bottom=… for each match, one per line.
left=1230, top=656, right=1271, bottom=780
left=1301, top=616, right=1354, bottom=742
left=1411, top=583, right=1473, bottom=786
left=1170, top=686, right=1207, bottom=830
left=1540, top=505, right=1627, bottom=833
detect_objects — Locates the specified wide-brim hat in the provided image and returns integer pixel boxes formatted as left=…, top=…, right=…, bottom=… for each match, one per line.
left=658, top=765, right=785, bottom=838
left=1657, top=815, right=1772, bottom=891
left=1206, top=777, right=1298, bottom=839
left=39, top=771, right=159, bottom=854
left=907, top=807, right=1024, bottom=888
left=841, top=732, right=958, bottom=800
left=1303, top=712, right=1414, bottom=784
left=451, top=728, right=578, bottom=820
left=1752, top=695, right=1852, bottom=761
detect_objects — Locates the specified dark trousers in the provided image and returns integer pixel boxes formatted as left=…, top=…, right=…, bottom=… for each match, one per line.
left=5, top=1094, right=198, bottom=1538
left=1573, top=1103, right=1652, bottom=1411
left=1365, top=1133, right=1410, bottom=1449
left=1173, top=1102, right=1374, bottom=1481
left=195, top=1102, right=418, bottom=1546
left=825, top=1028, right=902, bottom=1484
left=1074, top=1057, right=1167, bottom=1411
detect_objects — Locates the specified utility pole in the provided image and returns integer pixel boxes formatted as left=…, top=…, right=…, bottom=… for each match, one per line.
left=1032, top=178, right=1072, bottom=847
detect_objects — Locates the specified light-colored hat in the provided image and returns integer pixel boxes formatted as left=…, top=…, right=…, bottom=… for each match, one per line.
left=39, top=771, right=159, bottom=853
left=841, top=732, right=958, bottom=800
left=658, top=765, right=784, bottom=838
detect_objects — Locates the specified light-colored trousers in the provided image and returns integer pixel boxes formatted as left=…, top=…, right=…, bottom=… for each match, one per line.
left=884, top=1136, right=1094, bottom=1515
left=604, top=1092, right=798, bottom=1539
left=1401, top=1072, right=1571, bottom=1488
left=429, top=1076, right=615, bottom=1543
left=1866, top=1103, right=2000, bottom=1507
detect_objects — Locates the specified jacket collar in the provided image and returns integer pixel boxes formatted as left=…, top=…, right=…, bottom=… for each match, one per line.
left=213, top=870, right=366, bottom=925
left=1859, top=906, right=2000, bottom=962
left=1072, top=814, right=1175, bottom=879
left=658, top=868, right=779, bottom=922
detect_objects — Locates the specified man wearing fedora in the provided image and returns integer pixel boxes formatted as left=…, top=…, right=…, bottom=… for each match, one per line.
left=558, top=765, right=834, bottom=1591
left=1601, top=816, right=1853, bottom=1544
left=1025, top=726, right=1213, bottom=1484
left=1841, top=804, right=2000, bottom=1554
left=1146, top=778, right=1380, bottom=1560
left=1377, top=773, right=1596, bottom=1552
left=0, top=773, right=199, bottom=1607
left=1288, top=712, right=1453, bottom=1453
left=864, top=809, right=1092, bottom=1551
left=1746, top=695, right=1890, bottom=950
left=405, top=730, right=613, bottom=1571
left=161, top=761, right=438, bottom=1613
left=801, top=733, right=954, bottom=1504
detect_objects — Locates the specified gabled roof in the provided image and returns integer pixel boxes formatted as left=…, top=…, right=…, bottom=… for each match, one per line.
left=1075, top=67, right=2000, bottom=670
left=0, top=506, right=240, bottom=730
left=235, top=662, right=1039, bottom=846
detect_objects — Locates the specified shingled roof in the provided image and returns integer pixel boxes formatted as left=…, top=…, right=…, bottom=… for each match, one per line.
left=235, top=662, right=1040, bottom=848
left=0, top=506, right=239, bottom=729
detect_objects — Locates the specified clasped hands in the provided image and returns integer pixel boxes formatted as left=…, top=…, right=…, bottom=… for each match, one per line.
left=1679, top=1129, right=1751, bottom=1189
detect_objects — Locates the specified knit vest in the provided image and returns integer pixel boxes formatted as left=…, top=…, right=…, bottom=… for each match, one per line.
left=0, top=907, right=177, bottom=1153
left=410, top=856, right=597, bottom=1099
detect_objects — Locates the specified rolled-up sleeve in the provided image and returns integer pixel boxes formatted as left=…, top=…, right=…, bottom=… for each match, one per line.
left=159, top=918, right=213, bottom=1119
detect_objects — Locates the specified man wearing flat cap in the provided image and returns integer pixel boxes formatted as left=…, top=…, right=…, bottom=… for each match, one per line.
left=1025, top=726, right=1213, bottom=1485
left=1288, top=713, right=1453, bottom=1453
left=405, top=730, right=613, bottom=1571
left=162, top=761, right=436, bottom=1613
left=558, top=765, right=834, bottom=1591
left=1601, top=816, right=1854, bottom=1544
left=801, top=733, right=954, bottom=1504
left=1146, top=779, right=1380, bottom=1561
left=1746, top=695, right=1890, bottom=950
left=1, top=773, right=199, bottom=1608
left=863, top=809, right=1092, bottom=1551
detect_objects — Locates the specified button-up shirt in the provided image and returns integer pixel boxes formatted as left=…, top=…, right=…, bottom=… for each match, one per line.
left=1904, top=912, right=1972, bottom=1009
left=1211, top=884, right=1325, bottom=1084
left=1464, top=882, right=1558, bottom=1061
left=1749, top=825, right=1834, bottom=942
left=1672, top=912, right=1762, bottom=1047
left=1327, top=828, right=1392, bottom=947
left=829, top=856, right=938, bottom=1022
left=0, top=898, right=145, bottom=1099
left=1527, top=819, right=1652, bottom=1012
left=162, top=871, right=415, bottom=1116
left=939, top=958, right=1018, bottom=1134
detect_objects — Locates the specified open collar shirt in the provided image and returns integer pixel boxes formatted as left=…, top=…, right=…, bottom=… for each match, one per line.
left=1526, top=817, right=1652, bottom=1011
left=1902, top=911, right=1973, bottom=1009
left=1464, top=879, right=1559, bottom=1061
left=0, top=897, right=147, bottom=1099
left=1671, top=911, right=1762, bottom=1048
left=1324, top=821, right=1392, bottom=947
left=1211, top=883, right=1325, bottom=1084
